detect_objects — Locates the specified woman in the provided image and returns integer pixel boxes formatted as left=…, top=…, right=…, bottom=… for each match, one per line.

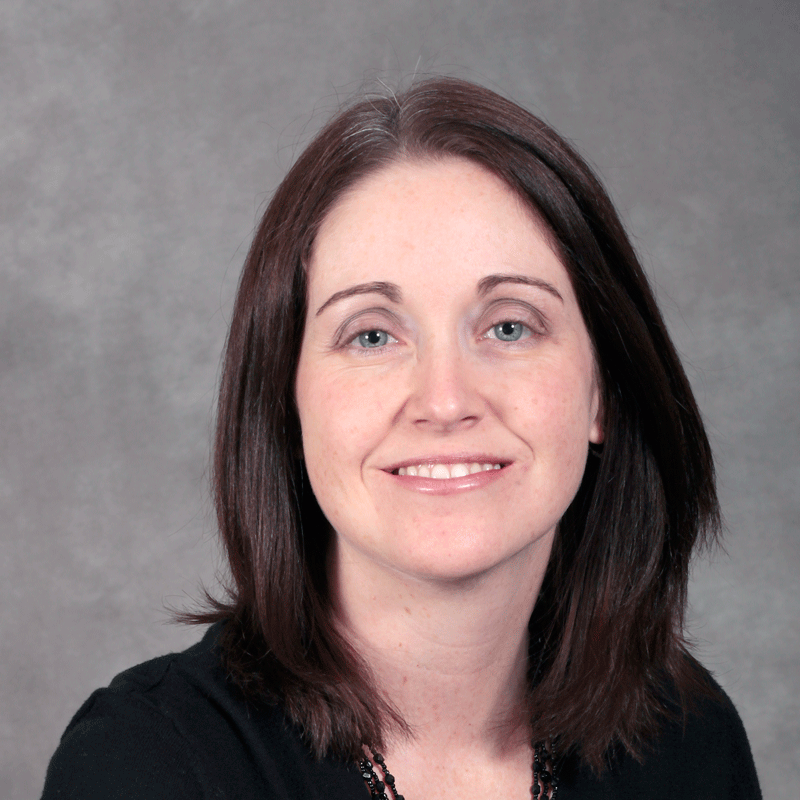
left=42, top=78, right=761, bottom=799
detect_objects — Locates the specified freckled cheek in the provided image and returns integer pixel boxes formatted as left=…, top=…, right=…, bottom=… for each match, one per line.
left=513, top=368, right=595, bottom=452
left=300, top=375, right=390, bottom=477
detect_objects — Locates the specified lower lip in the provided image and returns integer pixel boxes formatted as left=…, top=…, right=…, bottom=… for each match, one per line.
left=384, top=466, right=509, bottom=495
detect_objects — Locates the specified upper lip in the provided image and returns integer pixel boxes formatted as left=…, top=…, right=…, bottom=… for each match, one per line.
left=382, top=454, right=512, bottom=472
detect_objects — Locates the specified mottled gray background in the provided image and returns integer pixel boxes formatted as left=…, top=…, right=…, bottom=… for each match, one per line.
left=2, top=0, right=798, bottom=797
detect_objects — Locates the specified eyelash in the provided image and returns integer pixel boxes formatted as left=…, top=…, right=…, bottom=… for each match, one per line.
left=482, top=320, right=533, bottom=343
left=347, top=329, right=399, bottom=349
left=343, top=321, right=543, bottom=353
left=336, top=303, right=548, bottom=352
left=481, top=303, right=548, bottom=343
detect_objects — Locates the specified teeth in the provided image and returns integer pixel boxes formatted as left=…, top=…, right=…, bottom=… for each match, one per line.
left=397, top=462, right=503, bottom=478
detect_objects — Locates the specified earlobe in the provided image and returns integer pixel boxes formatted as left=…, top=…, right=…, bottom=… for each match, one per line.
left=589, top=387, right=604, bottom=444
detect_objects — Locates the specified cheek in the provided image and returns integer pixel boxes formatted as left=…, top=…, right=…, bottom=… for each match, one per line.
left=515, top=360, right=596, bottom=461
left=296, top=370, right=387, bottom=490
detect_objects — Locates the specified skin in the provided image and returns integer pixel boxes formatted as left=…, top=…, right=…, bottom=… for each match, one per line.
left=295, top=158, right=603, bottom=799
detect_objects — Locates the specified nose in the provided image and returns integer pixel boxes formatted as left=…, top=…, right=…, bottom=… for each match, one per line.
left=405, top=341, right=483, bottom=431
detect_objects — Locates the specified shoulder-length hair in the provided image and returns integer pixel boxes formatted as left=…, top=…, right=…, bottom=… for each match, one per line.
left=191, top=77, right=720, bottom=772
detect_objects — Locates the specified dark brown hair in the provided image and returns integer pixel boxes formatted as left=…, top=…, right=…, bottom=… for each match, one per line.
left=190, top=77, right=720, bottom=772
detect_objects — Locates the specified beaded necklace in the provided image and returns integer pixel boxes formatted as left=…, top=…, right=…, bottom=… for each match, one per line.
left=358, top=740, right=559, bottom=800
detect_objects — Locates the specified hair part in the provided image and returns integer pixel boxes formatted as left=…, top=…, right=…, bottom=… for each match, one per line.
left=183, top=77, right=721, bottom=773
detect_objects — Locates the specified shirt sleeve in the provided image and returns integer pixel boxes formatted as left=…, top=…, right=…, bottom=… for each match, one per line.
left=557, top=674, right=762, bottom=799
left=41, top=690, right=207, bottom=800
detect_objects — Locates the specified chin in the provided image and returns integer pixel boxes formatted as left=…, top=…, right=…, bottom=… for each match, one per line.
left=379, top=524, right=555, bottom=586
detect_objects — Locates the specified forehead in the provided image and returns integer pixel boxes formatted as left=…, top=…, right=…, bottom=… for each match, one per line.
left=307, top=157, right=565, bottom=292
left=319, top=157, right=545, bottom=236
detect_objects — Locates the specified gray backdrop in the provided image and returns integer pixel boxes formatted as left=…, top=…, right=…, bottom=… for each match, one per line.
left=2, top=1, right=798, bottom=797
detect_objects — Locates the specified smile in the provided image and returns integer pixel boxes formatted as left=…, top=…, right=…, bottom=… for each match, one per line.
left=394, top=463, right=503, bottom=479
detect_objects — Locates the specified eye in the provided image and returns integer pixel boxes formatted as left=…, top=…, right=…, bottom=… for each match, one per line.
left=352, top=329, right=395, bottom=348
left=488, top=321, right=529, bottom=342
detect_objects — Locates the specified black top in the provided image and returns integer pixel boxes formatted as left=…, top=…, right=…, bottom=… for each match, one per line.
left=42, top=624, right=761, bottom=799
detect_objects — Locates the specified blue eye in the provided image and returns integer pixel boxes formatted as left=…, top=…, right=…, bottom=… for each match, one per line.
left=356, top=330, right=391, bottom=348
left=492, top=321, right=526, bottom=341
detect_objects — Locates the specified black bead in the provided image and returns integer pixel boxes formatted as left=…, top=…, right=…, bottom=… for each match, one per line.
left=540, top=770, right=552, bottom=783
left=384, top=772, right=395, bottom=784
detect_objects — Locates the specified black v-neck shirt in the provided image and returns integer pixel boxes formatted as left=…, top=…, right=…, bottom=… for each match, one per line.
left=41, top=624, right=761, bottom=799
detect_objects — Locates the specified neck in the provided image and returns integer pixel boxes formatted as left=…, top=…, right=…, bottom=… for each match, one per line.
left=329, top=536, right=550, bottom=756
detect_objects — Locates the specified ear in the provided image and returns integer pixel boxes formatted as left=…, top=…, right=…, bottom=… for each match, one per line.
left=589, top=381, right=604, bottom=445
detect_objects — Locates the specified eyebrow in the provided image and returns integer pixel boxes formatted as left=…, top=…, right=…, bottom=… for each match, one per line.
left=315, top=274, right=562, bottom=316
left=315, top=281, right=403, bottom=316
left=477, top=274, right=564, bottom=302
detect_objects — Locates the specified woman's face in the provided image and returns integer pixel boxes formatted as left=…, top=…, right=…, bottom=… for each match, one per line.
left=295, top=158, right=603, bottom=584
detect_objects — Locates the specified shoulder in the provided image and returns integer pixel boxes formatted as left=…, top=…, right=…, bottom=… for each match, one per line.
left=41, top=624, right=362, bottom=800
left=559, top=661, right=762, bottom=799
